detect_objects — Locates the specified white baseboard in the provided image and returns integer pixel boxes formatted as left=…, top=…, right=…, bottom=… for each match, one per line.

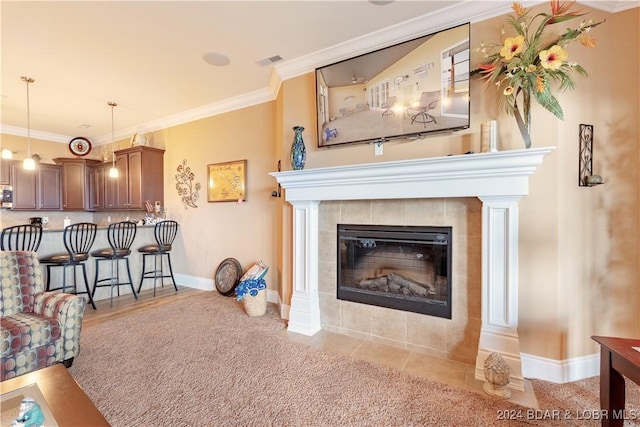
left=174, top=274, right=282, bottom=306
left=174, top=274, right=214, bottom=291
left=521, top=351, right=600, bottom=383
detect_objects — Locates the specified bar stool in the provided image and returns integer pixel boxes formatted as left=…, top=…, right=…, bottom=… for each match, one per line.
left=92, top=221, right=138, bottom=305
left=137, top=220, right=179, bottom=296
left=1, top=224, right=42, bottom=252
left=39, top=222, right=97, bottom=310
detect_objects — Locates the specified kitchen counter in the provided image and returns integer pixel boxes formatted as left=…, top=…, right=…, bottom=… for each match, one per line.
left=37, top=223, right=178, bottom=302
left=39, top=223, right=158, bottom=232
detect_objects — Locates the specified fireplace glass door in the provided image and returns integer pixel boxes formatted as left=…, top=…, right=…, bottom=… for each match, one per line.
left=337, top=224, right=452, bottom=319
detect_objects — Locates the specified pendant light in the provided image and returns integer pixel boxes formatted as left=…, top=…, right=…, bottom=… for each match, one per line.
left=1, top=147, right=12, bottom=159
left=108, top=101, right=119, bottom=178
left=21, top=76, right=35, bottom=171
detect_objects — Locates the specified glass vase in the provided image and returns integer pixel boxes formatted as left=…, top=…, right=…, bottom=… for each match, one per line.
left=290, top=126, right=306, bottom=170
left=514, top=90, right=532, bottom=149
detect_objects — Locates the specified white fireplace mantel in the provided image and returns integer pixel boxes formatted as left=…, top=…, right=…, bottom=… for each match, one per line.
left=271, top=147, right=555, bottom=391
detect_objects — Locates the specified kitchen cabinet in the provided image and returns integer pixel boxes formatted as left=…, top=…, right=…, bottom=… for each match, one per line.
left=112, top=146, right=164, bottom=210
left=10, top=161, right=62, bottom=210
left=95, top=163, right=118, bottom=210
left=1, top=158, right=10, bottom=185
left=54, top=158, right=101, bottom=210
left=88, top=163, right=105, bottom=211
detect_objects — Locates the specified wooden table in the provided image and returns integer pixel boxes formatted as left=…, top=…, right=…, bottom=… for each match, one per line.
left=592, top=336, right=640, bottom=427
left=0, top=363, right=109, bottom=426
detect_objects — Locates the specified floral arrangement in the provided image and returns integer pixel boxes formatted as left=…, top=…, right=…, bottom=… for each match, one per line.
left=475, top=1, right=604, bottom=147
left=175, top=159, right=201, bottom=209
left=235, top=278, right=267, bottom=301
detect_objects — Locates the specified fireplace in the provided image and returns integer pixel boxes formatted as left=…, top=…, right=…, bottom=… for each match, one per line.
left=271, top=147, right=554, bottom=392
left=337, top=224, right=452, bottom=318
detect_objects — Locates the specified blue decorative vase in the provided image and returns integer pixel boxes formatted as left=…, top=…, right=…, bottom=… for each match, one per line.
left=290, top=126, right=306, bottom=170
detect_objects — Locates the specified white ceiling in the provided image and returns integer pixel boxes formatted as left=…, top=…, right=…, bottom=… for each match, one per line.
left=1, top=1, right=635, bottom=146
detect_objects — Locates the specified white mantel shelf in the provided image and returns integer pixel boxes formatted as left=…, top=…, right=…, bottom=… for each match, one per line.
left=272, top=147, right=555, bottom=201
left=271, top=147, right=555, bottom=391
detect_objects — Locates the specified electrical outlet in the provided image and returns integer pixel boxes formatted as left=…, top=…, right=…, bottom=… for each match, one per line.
left=375, top=142, right=383, bottom=156
left=42, top=217, right=49, bottom=224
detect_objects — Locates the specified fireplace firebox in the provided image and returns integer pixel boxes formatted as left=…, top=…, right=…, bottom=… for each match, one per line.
left=337, top=224, right=452, bottom=319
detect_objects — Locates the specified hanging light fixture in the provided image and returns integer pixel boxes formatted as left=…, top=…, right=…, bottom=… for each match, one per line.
left=21, top=76, right=35, bottom=170
left=108, top=101, right=119, bottom=178
left=1, top=147, right=12, bottom=159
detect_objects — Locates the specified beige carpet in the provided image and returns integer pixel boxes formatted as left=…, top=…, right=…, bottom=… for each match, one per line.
left=69, top=292, right=640, bottom=426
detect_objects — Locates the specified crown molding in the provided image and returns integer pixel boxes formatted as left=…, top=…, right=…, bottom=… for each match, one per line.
left=0, top=124, right=71, bottom=144
left=582, top=1, right=639, bottom=13
left=274, top=1, right=516, bottom=82
left=112, top=1, right=514, bottom=141
left=4, top=1, right=634, bottom=144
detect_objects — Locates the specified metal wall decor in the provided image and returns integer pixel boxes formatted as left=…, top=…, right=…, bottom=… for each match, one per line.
left=578, top=124, right=604, bottom=187
left=175, top=159, right=201, bottom=209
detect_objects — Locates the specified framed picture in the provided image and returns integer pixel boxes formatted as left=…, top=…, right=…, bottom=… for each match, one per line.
left=207, top=160, right=247, bottom=202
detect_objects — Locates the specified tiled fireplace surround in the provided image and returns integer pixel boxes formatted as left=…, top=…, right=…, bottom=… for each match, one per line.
left=272, top=147, right=553, bottom=391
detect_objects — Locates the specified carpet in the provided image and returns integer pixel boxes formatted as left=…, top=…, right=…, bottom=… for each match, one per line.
left=70, top=292, right=640, bottom=426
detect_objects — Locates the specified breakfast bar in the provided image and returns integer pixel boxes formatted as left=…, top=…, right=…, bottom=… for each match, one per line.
left=36, top=222, right=177, bottom=303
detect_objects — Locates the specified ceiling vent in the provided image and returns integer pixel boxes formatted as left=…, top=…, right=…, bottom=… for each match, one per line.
left=256, top=55, right=283, bottom=67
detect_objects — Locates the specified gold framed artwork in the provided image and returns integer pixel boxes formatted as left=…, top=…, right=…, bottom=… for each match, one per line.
left=207, top=160, right=247, bottom=202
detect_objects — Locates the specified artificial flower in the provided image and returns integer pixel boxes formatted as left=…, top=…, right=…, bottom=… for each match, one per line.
left=472, top=1, right=605, bottom=147
left=539, top=45, right=568, bottom=70
left=536, top=75, right=546, bottom=93
left=500, top=35, right=525, bottom=60
left=578, top=34, right=597, bottom=48
left=513, top=2, right=527, bottom=17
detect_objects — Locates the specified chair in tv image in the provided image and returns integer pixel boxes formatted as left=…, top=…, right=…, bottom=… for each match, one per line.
left=409, top=91, right=441, bottom=128
left=381, top=96, right=397, bottom=118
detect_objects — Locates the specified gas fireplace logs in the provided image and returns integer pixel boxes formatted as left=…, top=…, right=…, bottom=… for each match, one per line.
left=357, top=272, right=435, bottom=296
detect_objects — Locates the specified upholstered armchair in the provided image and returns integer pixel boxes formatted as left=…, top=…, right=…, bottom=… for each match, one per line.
left=0, top=250, right=86, bottom=381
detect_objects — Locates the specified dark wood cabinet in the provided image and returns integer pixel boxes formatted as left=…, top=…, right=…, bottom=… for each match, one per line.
left=54, top=158, right=101, bottom=210
left=11, top=161, right=62, bottom=210
left=101, top=163, right=118, bottom=210
left=88, top=163, right=106, bottom=211
left=1, top=158, right=10, bottom=185
left=113, top=146, right=164, bottom=210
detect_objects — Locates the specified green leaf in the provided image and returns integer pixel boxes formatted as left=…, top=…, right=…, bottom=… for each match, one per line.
left=533, top=89, right=564, bottom=120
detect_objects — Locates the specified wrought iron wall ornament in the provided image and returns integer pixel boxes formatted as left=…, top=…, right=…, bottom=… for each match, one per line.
left=578, top=124, right=604, bottom=187
left=175, top=159, right=201, bottom=208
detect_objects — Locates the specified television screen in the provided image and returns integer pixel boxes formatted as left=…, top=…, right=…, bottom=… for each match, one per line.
left=316, top=23, right=470, bottom=148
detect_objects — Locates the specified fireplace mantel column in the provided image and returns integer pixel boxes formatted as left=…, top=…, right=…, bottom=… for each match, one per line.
left=287, top=200, right=322, bottom=335
left=475, top=195, right=524, bottom=391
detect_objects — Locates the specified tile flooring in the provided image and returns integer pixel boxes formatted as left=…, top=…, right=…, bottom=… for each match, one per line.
left=281, top=328, right=539, bottom=409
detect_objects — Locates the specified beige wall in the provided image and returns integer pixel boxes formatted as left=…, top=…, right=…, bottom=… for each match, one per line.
left=1, top=5, right=637, bottom=365
left=154, top=102, right=279, bottom=291
left=276, top=6, right=640, bottom=362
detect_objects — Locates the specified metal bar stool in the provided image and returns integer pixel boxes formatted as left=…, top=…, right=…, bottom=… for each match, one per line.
left=92, top=221, right=138, bottom=305
left=39, top=222, right=98, bottom=310
left=137, top=220, right=179, bottom=296
left=1, top=224, right=43, bottom=252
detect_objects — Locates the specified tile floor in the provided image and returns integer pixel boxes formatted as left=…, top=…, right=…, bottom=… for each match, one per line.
left=280, top=328, right=539, bottom=409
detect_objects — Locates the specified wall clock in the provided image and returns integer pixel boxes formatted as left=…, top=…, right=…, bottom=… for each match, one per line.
left=69, top=137, right=92, bottom=157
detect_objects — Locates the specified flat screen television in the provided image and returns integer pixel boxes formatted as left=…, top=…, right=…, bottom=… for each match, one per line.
left=316, top=23, right=470, bottom=148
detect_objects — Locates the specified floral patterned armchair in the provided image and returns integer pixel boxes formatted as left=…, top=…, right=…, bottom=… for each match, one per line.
left=1, top=251, right=86, bottom=381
